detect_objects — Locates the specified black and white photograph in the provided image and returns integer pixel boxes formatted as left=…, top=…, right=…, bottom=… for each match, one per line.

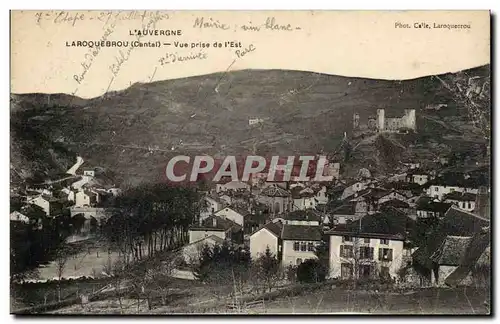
left=9, top=10, right=491, bottom=315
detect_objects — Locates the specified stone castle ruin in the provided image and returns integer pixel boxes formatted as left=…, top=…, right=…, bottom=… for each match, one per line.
left=353, top=109, right=416, bottom=133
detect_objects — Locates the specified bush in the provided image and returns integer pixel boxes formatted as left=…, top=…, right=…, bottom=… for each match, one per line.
left=296, top=259, right=327, bottom=284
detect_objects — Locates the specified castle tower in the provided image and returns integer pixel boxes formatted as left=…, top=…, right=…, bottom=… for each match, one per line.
left=376, top=109, right=385, bottom=132
left=353, top=113, right=360, bottom=129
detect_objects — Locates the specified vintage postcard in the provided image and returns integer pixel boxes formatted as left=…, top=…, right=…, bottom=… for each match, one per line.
left=10, top=10, right=491, bottom=315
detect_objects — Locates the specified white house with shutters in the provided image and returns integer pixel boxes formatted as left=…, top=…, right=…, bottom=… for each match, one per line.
left=326, top=230, right=405, bottom=280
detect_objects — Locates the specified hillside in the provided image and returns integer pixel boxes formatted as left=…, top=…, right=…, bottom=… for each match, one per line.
left=10, top=65, right=490, bottom=186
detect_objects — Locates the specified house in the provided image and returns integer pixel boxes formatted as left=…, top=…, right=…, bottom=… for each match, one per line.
left=407, top=170, right=430, bottom=185
left=216, top=180, right=251, bottom=193
left=314, top=185, right=329, bottom=205
left=27, top=195, right=62, bottom=216
left=326, top=162, right=341, bottom=180
left=331, top=203, right=358, bottom=224
left=425, top=176, right=480, bottom=200
left=257, top=185, right=291, bottom=214
left=291, top=187, right=318, bottom=211
left=387, top=173, right=407, bottom=182
left=244, top=209, right=270, bottom=236
left=281, top=224, right=322, bottom=266
left=326, top=230, right=405, bottom=280
left=347, top=188, right=394, bottom=216
left=203, top=195, right=225, bottom=216
left=179, top=235, right=225, bottom=266
left=249, top=221, right=283, bottom=260
left=401, top=161, right=420, bottom=170
left=10, top=211, right=30, bottom=224
left=411, top=205, right=490, bottom=286
left=188, top=215, right=243, bottom=244
left=416, top=199, right=452, bottom=218
left=444, top=230, right=490, bottom=287
left=214, top=206, right=247, bottom=227
left=75, top=190, right=98, bottom=208
left=281, top=210, right=321, bottom=226
left=83, top=169, right=95, bottom=177
left=340, top=181, right=369, bottom=200
left=429, top=235, right=473, bottom=286
left=443, top=192, right=477, bottom=212
left=60, top=188, right=76, bottom=202
left=379, top=199, right=412, bottom=216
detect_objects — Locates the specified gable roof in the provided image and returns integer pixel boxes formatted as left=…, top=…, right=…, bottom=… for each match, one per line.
left=416, top=199, right=452, bottom=213
left=260, top=185, right=290, bottom=197
left=380, top=199, right=410, bottom=209
left=283, top=210, right=321, bottom=222
left=325, top=229, right=405, bottom=241
left=441, top=205, right=489, bottom=235
left=343, top=207, right=413, bottom=236
left=250, top=221, right=283, bottom=238
left=412, top=206, right=490, bottom=271
left=184, top=234, right=225, bottom=248
left=444, top=229, right=490, bottom=286
left=281, top=225, right=322, bottom=241
left=331, top=203, right=356, bottom=216
left=291, top=186, right=316, bottom=199
left=430, top=236, right=473, bottom=266
left=443, top=191, right=477, bottom=202
left=215, top=205, right=248, bottom=217
left=190, top=215, right=242, bottom=232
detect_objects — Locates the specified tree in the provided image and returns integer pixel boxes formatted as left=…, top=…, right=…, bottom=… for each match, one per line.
left=254, top=247, right=280, bottom=292
left=55, top=249, right=69, bottom=301
left=102, top=184, right=202, bottom=265
left=314, top=241, right=330, bottom=274
left=193, top=241, right=251, bottom=299
left=296, top=259, right=327, bottom=283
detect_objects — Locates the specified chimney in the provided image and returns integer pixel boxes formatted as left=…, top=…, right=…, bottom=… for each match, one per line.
left=212, top=217, right=217, bottom=227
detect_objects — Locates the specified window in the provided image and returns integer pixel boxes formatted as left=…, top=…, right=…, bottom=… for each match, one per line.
left=342, top=236, right=352, bottom=243
left=359, top=246, right=374, bottom=259
left=468, top=202, right=472, bottom=209
left=341, top=263, right=353, bottom=279
left=340, top=245, right=354, bottom=258
left=380, top=239, right=389, bottom=245
left=364, top=237, right=370, bottom=244
left=378, top=248, right=393, bottom=261
left=293, top=242, right=300, bottom=251
left=435, top=187, right=439, bottom=192
left=300, top=242, right=307, bottom=252
left=307, top=242, right=315, bottom=251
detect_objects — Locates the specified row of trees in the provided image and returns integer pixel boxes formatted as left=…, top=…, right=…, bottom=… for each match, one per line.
left=102, top=184, right=204, bottom=266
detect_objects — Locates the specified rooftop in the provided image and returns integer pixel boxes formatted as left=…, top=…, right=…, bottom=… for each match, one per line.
left=443, top=191, right=477, bottom=202
left=281, top=225, right=322, bottom=241
left=430, top=235, right=472, bottom=266
left=283, top=210, right=321, bottom=222
left=190, top=215, right=242, bottom=232
left=260, top=185, right=290, bottom=198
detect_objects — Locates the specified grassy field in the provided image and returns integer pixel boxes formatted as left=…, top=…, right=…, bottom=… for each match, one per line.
left=40, top=280, right=490, bottom=315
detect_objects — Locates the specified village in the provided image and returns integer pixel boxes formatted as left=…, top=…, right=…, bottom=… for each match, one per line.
left=10, top=123, right=491, bottom=314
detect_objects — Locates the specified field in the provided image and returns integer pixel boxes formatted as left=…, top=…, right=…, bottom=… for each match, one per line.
left=44, top=284, right=490, bottom=315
